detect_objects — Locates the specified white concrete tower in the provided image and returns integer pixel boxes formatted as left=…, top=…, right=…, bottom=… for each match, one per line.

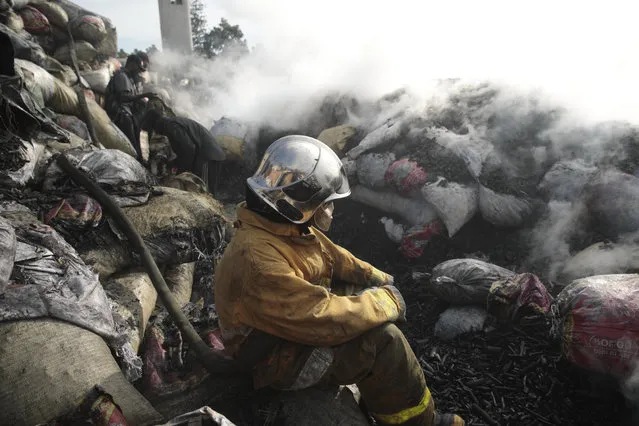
left=158, top=0, right=193, bottom=53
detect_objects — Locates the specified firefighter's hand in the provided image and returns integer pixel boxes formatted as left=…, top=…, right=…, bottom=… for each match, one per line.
left=356, top=285, right=407, bottom=323
left=385, top=285, right=407, bottom=323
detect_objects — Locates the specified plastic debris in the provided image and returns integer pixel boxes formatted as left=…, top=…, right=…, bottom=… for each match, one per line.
left=44, top=194, right=103, bottom=230
left=487, top=273, right=552, bottom=323
left=419, top=258, right=516, bottom=304
left=43, top=149, right=155, bottom=207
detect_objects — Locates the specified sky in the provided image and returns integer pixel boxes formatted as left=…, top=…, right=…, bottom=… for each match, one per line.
left=73, top=0, right=255, bottom=53
left=74, top=0, right=639, bottom=123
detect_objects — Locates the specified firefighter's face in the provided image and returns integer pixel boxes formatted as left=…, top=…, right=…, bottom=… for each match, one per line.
left=313, top=202, right=334, bottom=232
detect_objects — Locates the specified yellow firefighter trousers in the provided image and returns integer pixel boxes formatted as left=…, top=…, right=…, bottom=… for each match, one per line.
left=321, top=323, right=435, bottom=425
left=250, top=324, right=437, bottom=425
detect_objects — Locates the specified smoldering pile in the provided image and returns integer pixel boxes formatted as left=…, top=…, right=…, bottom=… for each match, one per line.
left=207, top=80, right=639, bottom=285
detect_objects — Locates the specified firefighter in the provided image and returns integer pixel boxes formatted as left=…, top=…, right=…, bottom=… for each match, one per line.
left=214, top=135, right=464, bottom=425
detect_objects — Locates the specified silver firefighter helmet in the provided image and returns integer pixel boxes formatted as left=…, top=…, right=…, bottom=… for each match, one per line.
left=247, top=135, right=351, bottom=224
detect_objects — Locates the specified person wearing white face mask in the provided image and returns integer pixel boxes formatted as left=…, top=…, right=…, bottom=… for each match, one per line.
left=214, top=135, right=464, bottom=426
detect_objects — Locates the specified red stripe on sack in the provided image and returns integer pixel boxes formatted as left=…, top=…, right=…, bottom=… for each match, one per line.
left=400, top=221, right=443, bottom=259
left=385, top=159, right=428, bottom=194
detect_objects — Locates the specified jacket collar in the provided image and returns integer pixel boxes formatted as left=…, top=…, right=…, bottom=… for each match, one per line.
left=236, top=203, right=313, bottom=238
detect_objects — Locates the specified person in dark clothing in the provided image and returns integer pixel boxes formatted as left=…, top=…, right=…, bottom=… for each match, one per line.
left=136, top=51, right=150, bottom=71
left=105, top=55, right=155, bottom=160
left=141, top=108, right=226, bottom=192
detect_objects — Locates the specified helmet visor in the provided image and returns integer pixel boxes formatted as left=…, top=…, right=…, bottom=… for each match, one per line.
left=279, top=160, right=350, bottom=202
left=248, top=136, right=351, bottom=223
left=255, top=142, right=320, bottom=189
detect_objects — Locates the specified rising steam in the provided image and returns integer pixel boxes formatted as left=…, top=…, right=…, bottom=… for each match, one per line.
left=144, top=0, right=639, bottom=285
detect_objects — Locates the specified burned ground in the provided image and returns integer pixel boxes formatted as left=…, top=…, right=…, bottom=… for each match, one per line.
left=328, top=199, right=634, bottom=426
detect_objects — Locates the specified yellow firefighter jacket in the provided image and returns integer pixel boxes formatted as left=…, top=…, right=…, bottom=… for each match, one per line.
left=214, top=204, right=405, bottom=358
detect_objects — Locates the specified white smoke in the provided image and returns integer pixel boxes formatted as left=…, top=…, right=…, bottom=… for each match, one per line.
left=527, top=201, right=588, bottom=280
left=203, top=0, right=639, bottom=123
left=144, top=0, right=639, bottom=283
left=144, top=0, right=639, bottom=128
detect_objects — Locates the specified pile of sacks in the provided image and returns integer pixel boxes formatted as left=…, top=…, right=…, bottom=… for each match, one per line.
left=0, top=145, right=231, bottom=425
left=1, top=0, right=120, bottom=102
left=0, top=0, right=138, bottom=189
left=0, top=146, right=232, bottom=425
left=413, top=258, right=553, bottom=340
left=338, top=86, right=639, bottom=268
left=211, top=83, right=639, bottom=284
left=414, top=258, right=639, bottom=402
left=0, top=2, right=240, bottom=425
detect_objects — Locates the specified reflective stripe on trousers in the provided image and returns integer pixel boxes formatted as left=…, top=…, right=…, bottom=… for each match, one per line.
left=371, top=387, right=432, bottom=424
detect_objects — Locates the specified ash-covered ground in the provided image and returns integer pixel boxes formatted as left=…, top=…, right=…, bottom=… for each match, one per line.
left=328, top=199, right=635, bottom=426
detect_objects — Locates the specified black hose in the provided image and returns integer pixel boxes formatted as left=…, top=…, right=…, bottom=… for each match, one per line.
left=56, top=153, right=242, bottom=376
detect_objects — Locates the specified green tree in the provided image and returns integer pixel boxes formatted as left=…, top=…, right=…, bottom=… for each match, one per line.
left=201, top=18, right=248, bottom=59
left=146, top=45, right=159, bottom=55
left=190, top=0, right=208, bottom=56
left=117, top=48, right=129, bottom=57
